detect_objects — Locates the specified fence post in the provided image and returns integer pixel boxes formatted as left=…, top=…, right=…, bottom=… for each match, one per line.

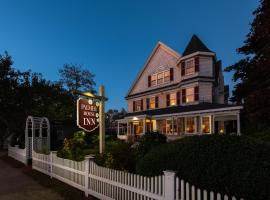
left=84, top=155, right=94, bottom=197
left=50, top=151, right=56, bottom=179
left=163, top=170, right=176, bottom=200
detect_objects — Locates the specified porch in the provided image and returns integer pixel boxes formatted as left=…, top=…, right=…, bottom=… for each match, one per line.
left=117, top=106, right=241, bottom=141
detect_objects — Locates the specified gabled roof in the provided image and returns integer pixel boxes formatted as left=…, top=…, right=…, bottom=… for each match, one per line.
left=126, top=41, right=181, bottom=97
left=182, top=34, right=213, bottom=56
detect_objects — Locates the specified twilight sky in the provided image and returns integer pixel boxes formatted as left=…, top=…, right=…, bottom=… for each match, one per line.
left=0, top=0, right=259, bottom=110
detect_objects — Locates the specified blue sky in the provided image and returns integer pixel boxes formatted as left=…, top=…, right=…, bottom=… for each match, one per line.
left=0, top=0, right=259, bottom=110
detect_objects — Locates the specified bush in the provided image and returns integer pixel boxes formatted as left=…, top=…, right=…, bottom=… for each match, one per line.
left=95, top=141, right=136, bottom=172
left=135, top=132, right=167, bottom=158
left=136, top=135, right=270, bottom=200
left=57, top=131, right=87, bottom=161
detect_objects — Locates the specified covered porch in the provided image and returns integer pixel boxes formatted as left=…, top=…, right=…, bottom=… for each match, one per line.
left=117, top=106, right=242, bottom=141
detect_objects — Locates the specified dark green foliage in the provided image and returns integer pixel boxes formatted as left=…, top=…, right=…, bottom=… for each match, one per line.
left=225, top=0, right=270, bottom=135
left=136, top=135, right=270, bottom=200
left=135, top=132, right=167, bottom=158
left=57, top=131, right=87, bottom=161
left=95, top=141, right=136, bottom=172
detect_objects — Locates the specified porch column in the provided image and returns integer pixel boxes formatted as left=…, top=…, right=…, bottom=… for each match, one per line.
left=117, top=121, right=120, bottom=136
left=143, top=119, right=146, bottom=133
left=237, top=113, right=241, bottom=136
left=171, top=117, right=174, bottom=135
left=211, top=115, right=215, bottom=134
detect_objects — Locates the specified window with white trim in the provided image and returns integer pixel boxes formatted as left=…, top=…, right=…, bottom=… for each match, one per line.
left=185, top=59, right=195, bottom=75
left=170, top=93, right=176, bottom=106
left=164, top=70, right=170, bottom=82
left=202, top=116, right=211, bottom=134
left=150, top=97, right=155, bottom=109
left=186, top=87, right=195, bottom=103
left=186, top=117, right=196, bottom=134
left=151, top=74, right=157, bottom=86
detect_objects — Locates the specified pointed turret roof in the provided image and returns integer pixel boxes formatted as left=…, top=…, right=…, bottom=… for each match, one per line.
left=182, top=34, right=212, bottom=56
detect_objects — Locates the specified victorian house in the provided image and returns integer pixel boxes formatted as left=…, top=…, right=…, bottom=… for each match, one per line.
left=117, top=35, right=242, bottom=141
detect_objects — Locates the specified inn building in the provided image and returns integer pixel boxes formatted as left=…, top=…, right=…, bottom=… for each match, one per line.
left=117, top=35, right=242, bottom=141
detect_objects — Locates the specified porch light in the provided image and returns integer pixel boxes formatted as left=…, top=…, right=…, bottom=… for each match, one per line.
left=220, top=129, right=224, bottom=134
left=133, top=117, right=138, bottom=121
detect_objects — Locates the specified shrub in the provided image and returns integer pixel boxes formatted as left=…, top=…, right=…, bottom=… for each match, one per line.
left=136, top=135, right=270, bottom=200
left=135, top=132, right=167, bottom=158
left=95, top=141, right=136, bottom=172
left=57, top=131, right=87, bottom=161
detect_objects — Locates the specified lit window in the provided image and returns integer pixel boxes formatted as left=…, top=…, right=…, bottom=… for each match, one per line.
left=151, top=74, right=157, bottom=86
left=164, top=70, right=170, bottom=82
left=135, top=100, right=142, bottom=111
left=202, top=116, right=210, bottom=134
left=170, top=93, right=176, bottom=106
left=150, top=97, right=155, bottom=109
left=157, top=73, right=164, bottom=84
left=185, top=59, right=195, bottom=75
left=186, top=88, right=195, bottom=103
left=186, top=117, right=196, bottom=133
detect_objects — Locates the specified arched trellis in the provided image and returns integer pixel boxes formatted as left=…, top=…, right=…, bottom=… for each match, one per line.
left=25, top=116, right=50, bottom=160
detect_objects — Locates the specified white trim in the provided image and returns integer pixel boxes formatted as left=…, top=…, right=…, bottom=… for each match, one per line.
left=178, top=51, right=215, bottom=63
left=126, top=41, right=181, bottom=96
left=153, top=106, right=242, bottom=119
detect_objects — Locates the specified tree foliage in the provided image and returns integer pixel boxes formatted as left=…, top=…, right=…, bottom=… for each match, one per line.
left=58, top=63, right=96, bottom=97
left=0, top=52, right=91, bottom=148
left=225, top=0, right=270, bottom=133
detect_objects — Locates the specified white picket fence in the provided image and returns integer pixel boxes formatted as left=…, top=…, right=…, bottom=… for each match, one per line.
left=8, top=145, right=27, bottom=165
left=31, top=151, right=244, bottom=200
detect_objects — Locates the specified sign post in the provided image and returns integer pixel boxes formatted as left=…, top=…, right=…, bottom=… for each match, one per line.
left=99, top=85, right=105, bottom=154
left=75, top=85, right=107, bottom=154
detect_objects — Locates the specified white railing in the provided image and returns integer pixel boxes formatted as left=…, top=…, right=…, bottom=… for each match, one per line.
left=8, top=145, right=27, bottom=165
left=32, top=151, right=244, bottom=200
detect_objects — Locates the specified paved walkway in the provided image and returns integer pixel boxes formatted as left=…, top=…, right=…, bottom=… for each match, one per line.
left=0, top=151, right=64, bottom=200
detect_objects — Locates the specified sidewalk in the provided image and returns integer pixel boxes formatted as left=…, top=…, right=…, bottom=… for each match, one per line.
left=0, top=151, right=94, bottom=200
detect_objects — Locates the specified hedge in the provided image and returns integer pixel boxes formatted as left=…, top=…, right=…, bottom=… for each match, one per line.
left=136, top=135, right=270, bottom=200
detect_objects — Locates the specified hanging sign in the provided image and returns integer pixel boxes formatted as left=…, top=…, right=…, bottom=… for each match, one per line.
left=77, top=98, right=99, bottom=132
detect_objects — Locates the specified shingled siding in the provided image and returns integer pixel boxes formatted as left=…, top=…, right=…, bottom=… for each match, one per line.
left=129, top=45, right=180, bottom=95
left=199, top=56, right=213, bottom=77
left=127, top=82, right=213, bottom=112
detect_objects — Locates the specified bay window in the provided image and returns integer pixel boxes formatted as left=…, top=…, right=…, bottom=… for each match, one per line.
left=185, top=59, right=195, bottom=75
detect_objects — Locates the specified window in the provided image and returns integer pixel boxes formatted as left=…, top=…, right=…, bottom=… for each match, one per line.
left=185, top=59, right=195, bottom=75
left=202, top=116, right=210, bottom=134
left=150, top=97, right=155, bottom=109
left=164, top=70, right=170, bottom=82
left=157, top=73, right=164, bottom=84
left=151, top=74, right=157, bottom=86
left=166, top=118, right=176, bottom=134
left=177, top=117, right=185, bottom=135
left=134, top=100, right=143, bottom=111
left=149, top=69, right=173, bottom=87
left=170, top=93, right=176, bottom=106
left=186, top=87, right=195, bottom=103
left=186, top=117, right=196, bottom=133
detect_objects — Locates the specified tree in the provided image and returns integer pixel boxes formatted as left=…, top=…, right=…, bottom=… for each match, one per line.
left=0, top=52, right=75, bottom=148
left=225, top=0, right=270, bottom=134
left=58, top=64, right=96, bottom=97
